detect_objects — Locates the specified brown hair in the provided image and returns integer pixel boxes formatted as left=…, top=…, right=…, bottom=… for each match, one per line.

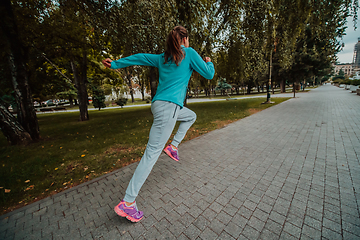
left=164, top=26, right=188, bottom=66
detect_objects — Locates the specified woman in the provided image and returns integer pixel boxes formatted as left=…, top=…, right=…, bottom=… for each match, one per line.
left=102, top=26, right=215, bottom=222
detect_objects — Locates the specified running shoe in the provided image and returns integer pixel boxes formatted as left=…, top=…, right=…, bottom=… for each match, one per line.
left=114, top=200, right=143, bottom=222
left=164, top=144, right=179, bottom=161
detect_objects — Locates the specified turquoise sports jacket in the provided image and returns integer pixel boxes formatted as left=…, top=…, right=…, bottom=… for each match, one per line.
left=110, top=45, right=215, bottom=108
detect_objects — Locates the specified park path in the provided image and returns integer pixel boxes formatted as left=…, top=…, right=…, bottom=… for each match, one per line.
left=1, top=84, right=360, bottom=239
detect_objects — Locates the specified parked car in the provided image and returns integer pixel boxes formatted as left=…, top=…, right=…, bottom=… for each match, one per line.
left=45, top=100, right=55, bottom=106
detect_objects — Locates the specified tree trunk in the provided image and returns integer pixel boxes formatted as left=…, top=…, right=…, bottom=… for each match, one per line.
left=247, top=85, right=251, bottom=94
left=149, top=67, right=157, bottom=100
left=69, top=95, right=74, bottom=107
left=138, top=75, right=145, bottom=101
left=280, top=79, right=286, bottom=93
left=0, top=0, right=39, bottom=142
left=71, top=51, right=89, bottom=121
left=0, top=103, right=32, bottom=145
left=293, top=82, right=296, bottom=98
left=126, top=69, right=135, bottom=103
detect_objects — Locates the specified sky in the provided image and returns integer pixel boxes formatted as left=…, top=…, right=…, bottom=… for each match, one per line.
left=336, top=17, right=359, bottom=63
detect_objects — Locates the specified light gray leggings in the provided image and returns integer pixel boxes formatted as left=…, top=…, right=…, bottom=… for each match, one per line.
left=123, top=100, right=196, bottom=202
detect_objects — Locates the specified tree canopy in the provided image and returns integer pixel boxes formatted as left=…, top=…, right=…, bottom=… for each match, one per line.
left=0, top=0, right=358, bottom=145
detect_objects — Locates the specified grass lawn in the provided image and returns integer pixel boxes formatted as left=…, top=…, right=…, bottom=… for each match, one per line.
left=0, top=97, right=290, bottom=214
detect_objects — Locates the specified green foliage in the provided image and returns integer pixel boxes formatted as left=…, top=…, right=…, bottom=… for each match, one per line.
left=0, top=92, right=17, bottom=111
left=115, top=97, right=128, bottom=107
left=335, top=78, right=360, bottom=86
left=91, top=85, right=106, bottom=110
left=332, top=69, right=346, bottom=82
left=215, top=77, right=232, bottom=91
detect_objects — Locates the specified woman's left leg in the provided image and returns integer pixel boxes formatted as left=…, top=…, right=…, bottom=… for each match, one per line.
left=164, top=106, right=197, bottom=161
left=171, top=106, right=197, bottom=147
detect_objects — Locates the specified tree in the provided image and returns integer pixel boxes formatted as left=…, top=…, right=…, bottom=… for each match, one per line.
left=91, top=85, right=106, bottom=111
left=215, top=77, right=232, bottom=96
left=0, top=0, right=40, bottom=145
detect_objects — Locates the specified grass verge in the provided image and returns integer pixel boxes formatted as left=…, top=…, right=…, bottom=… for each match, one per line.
left=0, top=97, right=290, bottom=214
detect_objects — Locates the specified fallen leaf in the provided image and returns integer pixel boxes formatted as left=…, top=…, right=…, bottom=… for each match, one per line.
left=84, top=167, right=88, bottom=171
left=63, top=182, right=67, bottom=185
left=42, top=146, right=44, bottom=148
left=5, top=189, right=11, bottom=193
left=60, top=147, right=63, bottom=149
left=55, top=168, right=58, bottom=170
left=81, top=154, right=85, bottom=157
left=25, top=180, right=30, bottom=183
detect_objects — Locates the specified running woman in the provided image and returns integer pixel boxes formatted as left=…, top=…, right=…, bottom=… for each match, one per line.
left=102, top=26, right=215, bottom=222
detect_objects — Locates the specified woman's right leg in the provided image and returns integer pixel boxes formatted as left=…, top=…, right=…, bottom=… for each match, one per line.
left=123, top=101, right=178, bottom=203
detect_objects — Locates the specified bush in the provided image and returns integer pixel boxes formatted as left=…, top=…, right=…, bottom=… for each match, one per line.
left=352, top=79, right=360, bottom=86
left=115, top=97, right=128, bottom=107
left=92, top=86, right=106, bottom=110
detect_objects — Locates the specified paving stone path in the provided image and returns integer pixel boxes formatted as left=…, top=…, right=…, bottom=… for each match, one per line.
left=1, top=84, right=359, bottom=240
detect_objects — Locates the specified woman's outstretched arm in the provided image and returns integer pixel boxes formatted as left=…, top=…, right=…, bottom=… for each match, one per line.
left=102, top=54, right=161, bottom=69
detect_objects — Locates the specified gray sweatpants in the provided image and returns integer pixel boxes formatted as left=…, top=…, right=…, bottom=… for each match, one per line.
left=123, top=100, right=196, bottom=202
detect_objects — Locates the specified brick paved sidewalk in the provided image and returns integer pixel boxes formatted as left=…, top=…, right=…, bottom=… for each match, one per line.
left=1, top=84, right=359, bottom=240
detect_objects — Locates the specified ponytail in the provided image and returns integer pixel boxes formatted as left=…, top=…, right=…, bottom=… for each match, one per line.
left=164, top=26, right=188, bottom=66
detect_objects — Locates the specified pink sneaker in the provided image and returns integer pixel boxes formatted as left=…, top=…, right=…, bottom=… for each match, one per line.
left=114, top=200, right=143, bottom=222
left=164, top=145, right=179, bottom=161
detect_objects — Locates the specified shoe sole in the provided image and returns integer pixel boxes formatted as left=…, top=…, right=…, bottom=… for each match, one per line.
left=114, top=204, right=143, bottom=223
left=164, top=148, right=179, bottom=161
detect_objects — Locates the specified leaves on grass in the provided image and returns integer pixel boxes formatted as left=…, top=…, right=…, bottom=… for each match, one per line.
left=81, top=154, right=85, bottom=157
left=5, top=189, right=11, bottom=193
left=25, top=180, right=30, bottom=183
left=24, top=185, right=34, bottom=191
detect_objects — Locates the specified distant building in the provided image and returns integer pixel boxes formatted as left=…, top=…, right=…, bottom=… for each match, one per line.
left=333, top=63, right=353, bottom=76
left=353, top=38, right=360, bottom=67
left=334, top=37, right=360, bottom=76
left=353, top=37, right=360, bottom=73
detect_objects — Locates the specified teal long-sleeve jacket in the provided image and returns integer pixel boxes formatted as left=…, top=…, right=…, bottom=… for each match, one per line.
left=110, top=45, right=215, bottom=108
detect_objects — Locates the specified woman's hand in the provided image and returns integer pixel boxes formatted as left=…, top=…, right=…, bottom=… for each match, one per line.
left=203, top=57, right=211, bottom=63
left=102, top=58, right=113, bottom=68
